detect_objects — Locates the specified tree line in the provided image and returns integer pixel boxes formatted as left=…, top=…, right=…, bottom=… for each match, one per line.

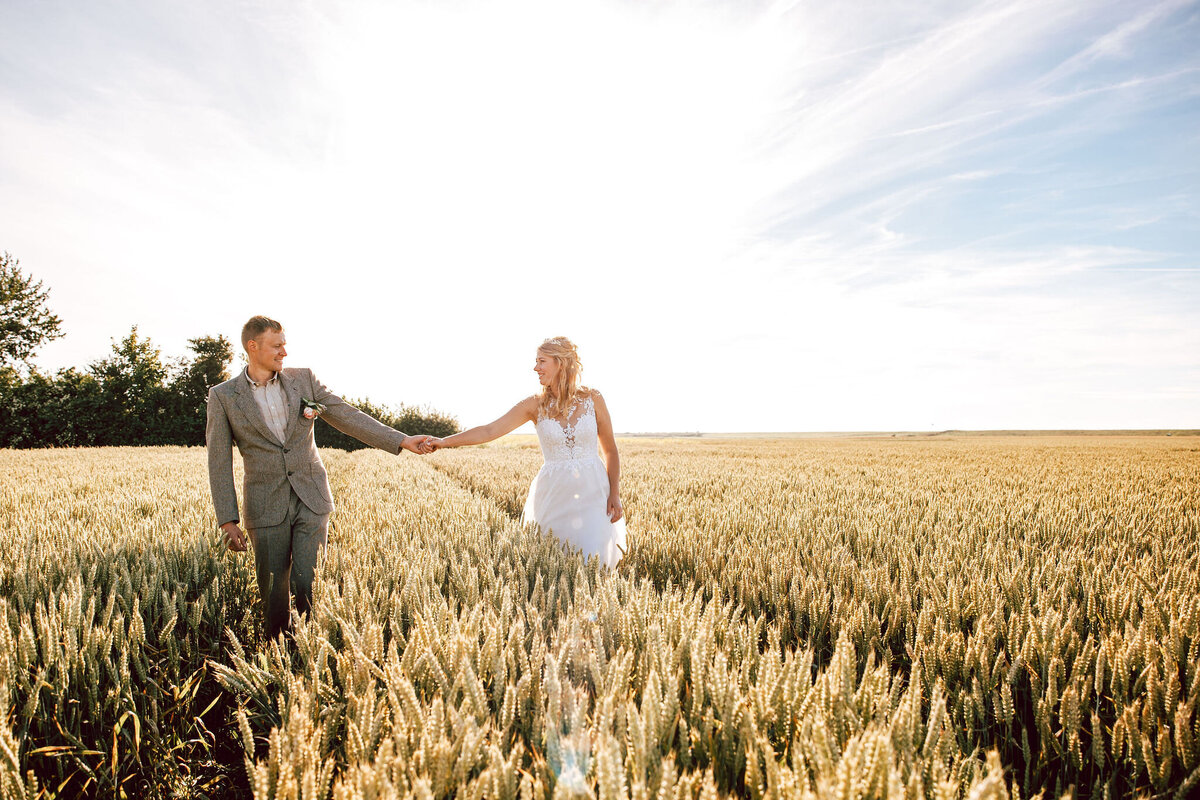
left=0, top=252, right=458, bottom=448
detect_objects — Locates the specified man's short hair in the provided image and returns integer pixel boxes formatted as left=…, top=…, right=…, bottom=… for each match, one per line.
left=241, top=315, right=283, bottom=349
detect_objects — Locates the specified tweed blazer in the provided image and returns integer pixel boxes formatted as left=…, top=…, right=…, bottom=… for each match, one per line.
left=206, top=367, right=407, bottom=529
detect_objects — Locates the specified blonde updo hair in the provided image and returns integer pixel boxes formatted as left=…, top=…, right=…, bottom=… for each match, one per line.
left=537, top=336, right=590, bottom=420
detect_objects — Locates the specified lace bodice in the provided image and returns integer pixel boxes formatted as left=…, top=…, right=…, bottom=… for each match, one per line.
left=535, top=395, right=599, bottom=466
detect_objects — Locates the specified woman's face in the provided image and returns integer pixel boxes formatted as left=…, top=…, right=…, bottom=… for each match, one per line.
left=534, top=351, right=560, bottom=387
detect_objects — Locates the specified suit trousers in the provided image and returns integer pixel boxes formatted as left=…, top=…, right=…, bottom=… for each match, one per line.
left=249, top=488, right=329, bottom=641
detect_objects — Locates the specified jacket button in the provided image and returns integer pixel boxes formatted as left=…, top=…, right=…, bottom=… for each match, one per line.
left=287, top=471, right=293, bottom=476
left=283, top=448, right=290, bottom=453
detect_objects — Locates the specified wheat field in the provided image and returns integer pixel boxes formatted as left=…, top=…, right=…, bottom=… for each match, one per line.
left=1, top=436, right=1197, bottom=799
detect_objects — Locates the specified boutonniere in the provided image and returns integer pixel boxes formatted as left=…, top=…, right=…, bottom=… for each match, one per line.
left=300, top=398, right=327, bottom=420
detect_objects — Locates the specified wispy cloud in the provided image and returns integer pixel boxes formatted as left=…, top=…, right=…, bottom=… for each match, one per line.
left=1038, top=0, right=1197, bottom=85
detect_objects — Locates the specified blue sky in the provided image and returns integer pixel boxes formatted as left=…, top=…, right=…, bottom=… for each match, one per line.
left=1, top=0, right=1197, bottom=431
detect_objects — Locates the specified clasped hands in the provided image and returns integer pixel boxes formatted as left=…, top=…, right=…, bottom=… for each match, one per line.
left=400, top=435, right=446, bottom=455
left=417, top=437, right=446, bottom=454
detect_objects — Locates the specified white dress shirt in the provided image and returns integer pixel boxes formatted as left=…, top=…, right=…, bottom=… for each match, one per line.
left=245, top=368, right=289, bottom=443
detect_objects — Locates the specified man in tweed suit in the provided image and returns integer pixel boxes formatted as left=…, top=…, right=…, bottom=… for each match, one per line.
left=207, top=315, right=431, bottom=640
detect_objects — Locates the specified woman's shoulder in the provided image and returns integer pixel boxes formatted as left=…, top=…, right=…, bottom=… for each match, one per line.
left=577, top=387, right=607, bottom=411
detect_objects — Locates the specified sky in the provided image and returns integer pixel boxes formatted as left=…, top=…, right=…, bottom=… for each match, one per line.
left=1, top=0, right=1197, bottom=433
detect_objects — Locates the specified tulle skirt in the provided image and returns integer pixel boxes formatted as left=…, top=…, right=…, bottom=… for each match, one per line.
left=522, top=456, right=626, bottom=568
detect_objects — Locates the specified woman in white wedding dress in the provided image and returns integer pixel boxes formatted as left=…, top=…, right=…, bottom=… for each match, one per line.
left=424, top=337, right=626, bottom=567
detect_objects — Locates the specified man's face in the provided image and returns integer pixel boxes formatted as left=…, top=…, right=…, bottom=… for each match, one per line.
left=248, top=329, right=287, bottom=374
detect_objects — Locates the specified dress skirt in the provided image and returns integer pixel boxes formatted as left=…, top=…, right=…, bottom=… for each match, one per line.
left=522, top=455, right=626, bottom=568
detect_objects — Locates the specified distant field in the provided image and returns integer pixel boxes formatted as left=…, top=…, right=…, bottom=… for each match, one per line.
left=1, top=437, right=1197, bottom=798
left=617, top=429, right=1200, bottom=439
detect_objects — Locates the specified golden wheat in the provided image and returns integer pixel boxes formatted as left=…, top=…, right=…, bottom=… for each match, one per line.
left=1, top=436, right=1197, bottom=799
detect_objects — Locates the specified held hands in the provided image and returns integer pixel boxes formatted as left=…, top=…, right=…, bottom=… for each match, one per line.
left=419, top=437, right=447, bottom=454
left=400, top=435, right=434, bottom=455
left=400, top=435, right=448, bottom=455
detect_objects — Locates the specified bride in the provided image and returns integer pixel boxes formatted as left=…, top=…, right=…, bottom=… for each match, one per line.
left=423, top=337, right=626, bottom=568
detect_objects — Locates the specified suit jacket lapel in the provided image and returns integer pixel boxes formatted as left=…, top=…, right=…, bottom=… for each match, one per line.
left=232, top=380, right=281, bottom=445
left=282, top=371, right=302, bottom=444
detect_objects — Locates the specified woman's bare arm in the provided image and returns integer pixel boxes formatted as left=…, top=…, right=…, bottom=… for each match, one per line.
left=429, top=396, right=539, bottom=449
left=593, top=391, right=623, bottom=522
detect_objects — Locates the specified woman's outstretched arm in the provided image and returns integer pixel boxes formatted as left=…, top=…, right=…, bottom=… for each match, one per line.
left=427, top=396, right=539, bottom=450
left=593, top=391, right=623, bottom=522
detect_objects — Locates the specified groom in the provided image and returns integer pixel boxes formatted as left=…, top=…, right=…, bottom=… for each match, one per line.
left=206, top=315, right=431, bottom=640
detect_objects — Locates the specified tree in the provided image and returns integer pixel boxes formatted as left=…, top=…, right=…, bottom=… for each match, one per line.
left=0, top=367, right=105, bottom=448
left=0, top=252, right=63, bottom=368
left=169, top=335, right=234, bottom=444
left=0, top=331, right=236, bottom=448
left=0, top=256, right=461, bottom=447
left=89, top=327, right=171, bottom=444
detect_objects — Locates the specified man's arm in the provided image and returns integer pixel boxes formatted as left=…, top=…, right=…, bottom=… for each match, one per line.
left=308, top=370, right=429, bottom=454
left=206, top=388, right=246, bottom=550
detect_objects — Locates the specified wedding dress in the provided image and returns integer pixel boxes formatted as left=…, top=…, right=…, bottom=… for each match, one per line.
left=523, top=393, right=626, bottom=568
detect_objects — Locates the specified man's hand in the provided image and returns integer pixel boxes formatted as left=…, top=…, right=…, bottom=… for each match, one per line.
left=401, top=435, right=433, bottom=455
left=221, top=522, right=248, bottom=552
left=421, top=437, right=446, bottom=454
